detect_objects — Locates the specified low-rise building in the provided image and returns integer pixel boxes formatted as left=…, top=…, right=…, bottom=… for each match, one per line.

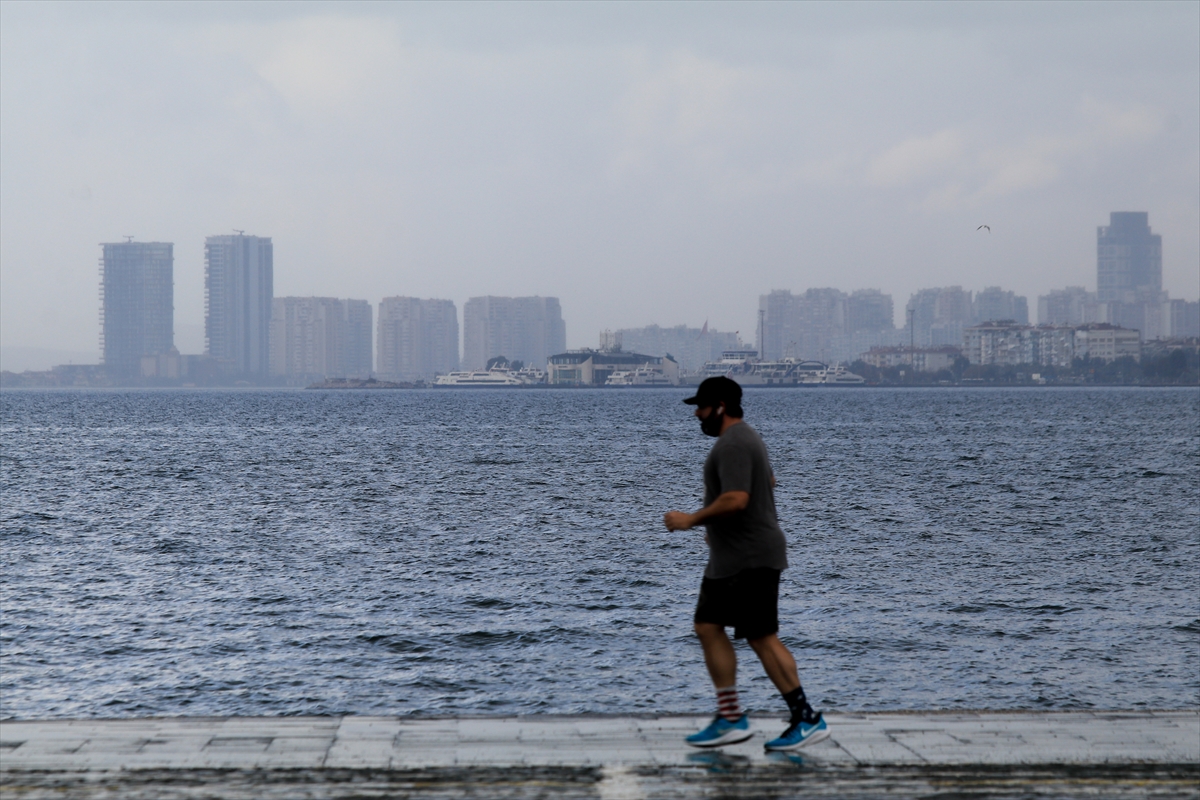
left=547, top=349, right=679, bottom=386
left=860, top=346, right=961, bottom=373
left=963, top=322, right=1139, bottom=366
left=1074, top=324, right=1141, bottom=362
left=1142, top=337, right=1200, bottom=361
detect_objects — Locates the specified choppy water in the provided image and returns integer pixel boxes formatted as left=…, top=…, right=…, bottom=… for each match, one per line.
left=2, top=387, right=1197, bottom=720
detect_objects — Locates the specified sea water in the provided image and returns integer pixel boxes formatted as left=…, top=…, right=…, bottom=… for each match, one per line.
left=1, top=387, right=1197, bottom=718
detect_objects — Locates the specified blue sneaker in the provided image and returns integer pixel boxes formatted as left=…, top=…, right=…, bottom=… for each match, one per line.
left=764, top=714, right=829, bottom=751
left=685, top=714, right=753, bottom=748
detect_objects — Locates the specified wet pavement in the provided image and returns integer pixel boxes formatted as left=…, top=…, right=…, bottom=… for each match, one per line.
left=2, top=711, right=1197, bottom=798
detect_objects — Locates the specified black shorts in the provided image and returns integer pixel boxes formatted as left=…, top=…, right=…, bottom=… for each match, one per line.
left=693, top=567, right=781, bottom=641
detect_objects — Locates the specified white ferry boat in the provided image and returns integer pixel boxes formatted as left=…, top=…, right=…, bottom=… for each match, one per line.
left=433, top=367, right=545, bottom=387
left=694, top=352, right=865, bottom=386
left=821, top=365, right=868, bottom=385
left=604, top=367, right=675, bottom=386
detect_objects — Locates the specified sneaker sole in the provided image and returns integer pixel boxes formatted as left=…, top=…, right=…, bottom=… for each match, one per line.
left=764, top=726, right=831, bottom=752
left=685, top=728, right=754, bottom=748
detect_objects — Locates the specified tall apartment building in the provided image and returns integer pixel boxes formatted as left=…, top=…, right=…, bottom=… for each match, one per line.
left=100, top=241, right=174, bottom=380
left=837, top=290, right=900, bottom=363
left=792, top=288, right=845, bottom=361
left=376, top=297, right=459, bottom=381
left=1038, top=287, right=1091, bottom=325
left=845, top=289, right=895, bottom=333
left=269, top=297, right=372, bottom=381
left=343, top=300, right=373, bottom=376
left=615, top=324, right=742, bottom=373
left=758, top=288, right=845, bottom=361
left=758, top=290, right=799, bottom=361
left=760, top=288, right=898, bottom=363
left=906, top=287, right=974, bottom=347
left=1160, top=299, right=1200, bottom=339
left=973, top=287, right=1029, bottom=324
left=1097, top=212, right=1162, bottom=303
left=1037, top=286, right=1196, bottom=339
left=462, top=296, right=566, bottom=370
left=205, top=233, right=272, bottom=378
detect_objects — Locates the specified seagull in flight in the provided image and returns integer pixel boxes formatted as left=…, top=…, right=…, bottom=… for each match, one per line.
left=977, top=225, right=991, bottom=232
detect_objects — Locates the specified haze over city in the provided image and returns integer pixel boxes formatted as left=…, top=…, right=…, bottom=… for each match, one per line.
left=1, top=1, right=1198, bottom=371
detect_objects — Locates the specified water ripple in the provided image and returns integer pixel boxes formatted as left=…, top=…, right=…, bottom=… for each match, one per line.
left=1, top=387, right=1197, bottom=719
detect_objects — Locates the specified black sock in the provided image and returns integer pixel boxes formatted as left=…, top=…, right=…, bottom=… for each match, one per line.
left=782, top=686, right=820, bottom=724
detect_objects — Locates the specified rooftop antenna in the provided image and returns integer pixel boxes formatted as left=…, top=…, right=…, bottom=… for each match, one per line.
left=233, top=229, right=245, bottom=235
left=123, top=235, right=134, bottom=242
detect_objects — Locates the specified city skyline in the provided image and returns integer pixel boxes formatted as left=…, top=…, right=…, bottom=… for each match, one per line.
left=5, top=202, right=1197, bottom=373
left=9, top=206, right=1199, bottom=378
left=2, top=3, right=1197, bottom=370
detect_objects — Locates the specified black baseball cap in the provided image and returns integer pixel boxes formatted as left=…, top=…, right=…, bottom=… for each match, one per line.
left=683, top=376, right=742, bottom=406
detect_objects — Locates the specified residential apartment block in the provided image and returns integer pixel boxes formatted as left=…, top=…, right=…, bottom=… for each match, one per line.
left=462, top=296, right=565, bottom=370
left=973, top=287, right=1029, bottom=324
left=376, top=297, right=459, bottom=381
left=1074, top=324, right=1142, bottom=362
left=1038, top=287, right=1092, bottom=326
left=905, top=286, right=974, bottom=348
left=1160, top=299, right=1200, bottom=339
left=205, top=233, right=272, bottom=378
left=963, top=322, right=1139, bottom=367
left=860, top=346, right=961, bottom=373
left=99, top=241, right=174, bottom=380
left=758, top=288, right=899, bottom=364
left=269, top=297, right=372, bottom=381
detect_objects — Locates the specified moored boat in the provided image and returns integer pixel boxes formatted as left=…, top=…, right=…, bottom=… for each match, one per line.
left=433, top=366, right=545, bottom=386
left=693, top=352, right=864, bottom=386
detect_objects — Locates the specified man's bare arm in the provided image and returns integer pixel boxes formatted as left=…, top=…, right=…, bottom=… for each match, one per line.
left=663, top=490, right=750, bottom=532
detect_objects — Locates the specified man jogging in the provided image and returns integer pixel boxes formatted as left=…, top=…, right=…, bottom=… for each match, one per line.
left=663, top=376, right=828, bottom=751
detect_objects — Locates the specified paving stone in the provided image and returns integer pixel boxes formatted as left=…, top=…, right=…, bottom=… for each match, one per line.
left=2, top=711, right=1196, bottom=782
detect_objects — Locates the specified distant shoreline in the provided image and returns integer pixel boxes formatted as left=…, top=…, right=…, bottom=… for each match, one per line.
left=3, top=381, right=1198, bottom=391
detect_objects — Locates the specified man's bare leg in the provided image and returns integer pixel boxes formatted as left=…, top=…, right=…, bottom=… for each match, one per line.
left=749, top=632, right=825, bottom=746
left=694, top=622, right=736, bottom=688
left=747, top=633, right=800, bottom=694
left=686, top=621, right=753, bottom=745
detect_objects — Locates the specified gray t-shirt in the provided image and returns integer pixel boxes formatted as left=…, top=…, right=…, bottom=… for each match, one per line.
left=702, top=421, right=789, bottom=579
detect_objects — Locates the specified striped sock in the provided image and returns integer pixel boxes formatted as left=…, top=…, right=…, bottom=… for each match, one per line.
left=716, top=686, right=742, bottom=722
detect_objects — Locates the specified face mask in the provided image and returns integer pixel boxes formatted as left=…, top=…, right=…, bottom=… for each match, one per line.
left=700, top=405, right=724, bottom=437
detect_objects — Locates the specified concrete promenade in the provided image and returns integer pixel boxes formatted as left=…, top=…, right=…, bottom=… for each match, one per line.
left=2, top=711, right=1197, bottom=798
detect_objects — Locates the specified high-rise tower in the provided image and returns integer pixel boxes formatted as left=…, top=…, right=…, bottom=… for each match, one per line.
left=461, top=296, right=565, bottom=370
left=377, top=297, right=458, bottom=381
left=205, top=233, right=273, bottom=378
left=269, top=297, right=373, bottom=380
left=100, top=241, right=174, bottom=380
left=1097, top=212, right=1162, bottom=303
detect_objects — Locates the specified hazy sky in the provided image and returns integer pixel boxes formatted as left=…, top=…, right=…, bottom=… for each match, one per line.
left=2, top=0, right=1197, bottom=360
